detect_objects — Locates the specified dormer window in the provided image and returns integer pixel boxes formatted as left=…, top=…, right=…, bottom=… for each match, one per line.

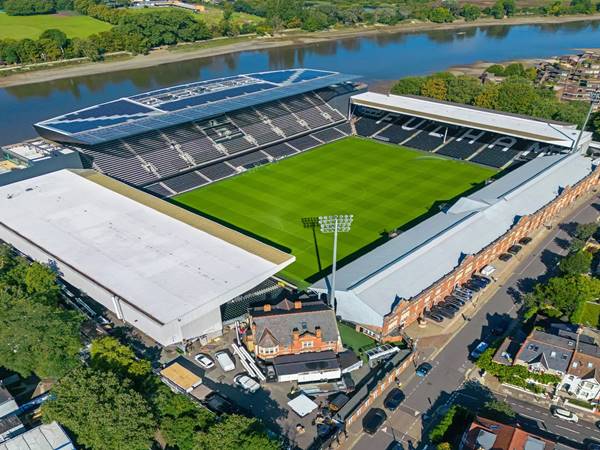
left=550, top=351, right=556, bottom=358
left=573, top=362, right=579, bottom=368
left=588, top=362, right=594, bottom=368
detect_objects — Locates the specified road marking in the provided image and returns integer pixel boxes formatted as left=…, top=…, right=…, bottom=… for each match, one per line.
left=555, top=424, right=579, bottom=434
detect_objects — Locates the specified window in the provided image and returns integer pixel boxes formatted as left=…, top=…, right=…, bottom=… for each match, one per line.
left=562, top=354, right=569, bottom=360
left=573, top=362, right=579, bottom=368
left=302, top=341, right=314, bottom=349
left=588, top=362, right=594, bottom=369
left=550, top=351, right=556, bottom=358
left=260, top=345, right=278, bottom=355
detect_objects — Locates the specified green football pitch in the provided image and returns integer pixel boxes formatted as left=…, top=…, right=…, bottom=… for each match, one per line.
left=173, top=137, right=496, bottom=287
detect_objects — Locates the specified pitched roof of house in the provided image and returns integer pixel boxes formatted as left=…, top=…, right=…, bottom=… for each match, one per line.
left=251, top=300, right=339, bottom=348
left=515, top=330, right=575, bottom=374
left=463, top=416, right=554, bottom=450
left=568, top=341, right=600, bottom=379
left=258, top=328, right=279, bottom=348
left=273, top=350, right=340, bottom=376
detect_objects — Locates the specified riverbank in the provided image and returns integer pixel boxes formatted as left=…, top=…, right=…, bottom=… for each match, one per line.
left=1, top=13, right=599, bottom=88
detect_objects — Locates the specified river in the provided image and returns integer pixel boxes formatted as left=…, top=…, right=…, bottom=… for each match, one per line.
left=1, top=19, right=600, bottom=146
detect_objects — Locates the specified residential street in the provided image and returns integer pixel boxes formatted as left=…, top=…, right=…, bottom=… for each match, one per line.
left=349, top=194, right=600, bottom=450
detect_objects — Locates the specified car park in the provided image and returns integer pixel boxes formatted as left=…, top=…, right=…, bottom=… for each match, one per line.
left=499, top=253, right=513, bottom=262
left=551, top=407, right=578, bottom=423
left=194, top=353, right=215, bottom=369
left=469, top=278, right=489, bottom=288
left=383, top=388, right=405, bottom=411
left=470, top=341, right=489, bottom=359
left=363, top=408, right=387, bottom=434
left=233, top=374, right=260, bottom=393
left=215, top=351, right=235, bottom=372
left=432, top=306, right=455, bottom=319
left=473, top=275, right=491, bottom=285
left=464, top=282, right=481, bottom=292
left=446, top=299, right=465, bottom=309
left=445, top=296, right=466, bottom=306
left=519, top=237, right=532, bottom=245
left=453, top=291, right=472, bottom=301
left=416, top=362, right=432, bottom=377
left=508, top=244, right=522, bottom=255
left=441, top=302, right=460, bottom=312
left=424, top=311, right=444, bottom=323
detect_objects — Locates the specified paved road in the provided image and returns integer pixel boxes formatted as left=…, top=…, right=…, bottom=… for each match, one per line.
left=351, top=196, right=600, bottom=450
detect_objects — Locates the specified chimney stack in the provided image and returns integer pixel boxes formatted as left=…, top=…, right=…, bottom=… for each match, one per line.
left=263, top=304, right=271, bottom=312
left=292, top=327, right=300, bottom=342
left=315, top=326, right=322, bottom=339
left=294, top=300, right=302, bottom=309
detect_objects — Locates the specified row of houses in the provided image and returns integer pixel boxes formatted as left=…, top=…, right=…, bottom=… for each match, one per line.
left=499, top=322, right=600, bottom=402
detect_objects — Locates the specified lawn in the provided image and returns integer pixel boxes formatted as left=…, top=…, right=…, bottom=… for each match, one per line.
left=173, top=137, right=496, bottom=286
left=0, top=12, right=112, bottom=40
left=580, top=302, right=600, bottom=328
left=337, top=321, right=375, bottom=354
left=128, top=5, right=261, bottom=26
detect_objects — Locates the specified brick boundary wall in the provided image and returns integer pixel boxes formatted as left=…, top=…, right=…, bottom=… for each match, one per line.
left=344, top=352, right=415, bottom=427
left=380, top=164, right=600, bottom=339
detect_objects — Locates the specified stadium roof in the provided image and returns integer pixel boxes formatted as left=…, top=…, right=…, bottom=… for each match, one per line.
left=34, top=69, right=358, bottom=145
left=0, top=169, right=294, bottom=325
left=351, top=92, right=590, bottom=148
left=312, top=153, right=595, bottom=326
left=0, top=421, right=74, bottom=450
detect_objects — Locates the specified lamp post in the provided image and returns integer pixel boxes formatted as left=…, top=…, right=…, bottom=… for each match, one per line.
left=572, top=89, right=600, bottom=152
left=318, top=214, right=353, bottom=311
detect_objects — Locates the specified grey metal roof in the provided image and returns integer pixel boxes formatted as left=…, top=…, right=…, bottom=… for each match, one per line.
left=475, top=430, right=497, bottom=450
left=0, top=387, right=12, bottom=405
left=312, top=153, right=594, bottom=326
left=35, top=69, right=358, bottom=145
left=516, top=330, right=575, bottom=373
left=273, top=350, right=339, bottom=376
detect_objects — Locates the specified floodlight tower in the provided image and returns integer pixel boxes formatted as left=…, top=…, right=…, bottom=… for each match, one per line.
left=318, top=214, right=353, bottom=310
left=572, top=89, right=600, bottom=152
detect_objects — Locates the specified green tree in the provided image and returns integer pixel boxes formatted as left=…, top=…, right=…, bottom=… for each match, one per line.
left=447, top=75, right=483, bottom=104
left=560, top=250, right=593, bottom=275
left=503, top=63, right=526, bottom=77
left=428, top=7, right=454, bottom=23
left=421, top=77, right=448, bottom=100
left=436, top=443, right=452, bottom=450
left=39, top=29, right=68, bottom=54
left=90, top=337, right=152, bottom=382
left=554, top=100, right=589, bottom=127
left=391, top=76, right=425, bottom=96
left=4, top=0, right=54, bottom=15
left=486, top=64, right=505, bottom=76
left=24, top=261, right=59, bottom=298
left=302, top=10, right=329, bottom=31
left=460, top=4, right=481, bottom=21
left=533, top=274, right=600, bottom=320
left=43, top=367, right=156, bottom=450
left=483, top=399, right=515, bottom=422
left=474, top=83, right=500, bottom=109
left=575, top=222, right=598, bottom=241
left=196, top=414, right=280, bottom=450
left=495, top=77, right=538, bottom=115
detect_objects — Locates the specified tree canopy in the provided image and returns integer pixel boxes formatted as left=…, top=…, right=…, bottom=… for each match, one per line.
left=42, top=367, right=156, bottom=450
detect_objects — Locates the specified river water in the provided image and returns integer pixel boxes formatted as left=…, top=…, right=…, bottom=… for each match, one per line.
left=1, top=20, right=600, bottom=146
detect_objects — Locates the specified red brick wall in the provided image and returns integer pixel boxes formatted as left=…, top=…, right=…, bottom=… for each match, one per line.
left=380, top=167, right=600, bottom=338
left=345, top=353, right=415, bottom=426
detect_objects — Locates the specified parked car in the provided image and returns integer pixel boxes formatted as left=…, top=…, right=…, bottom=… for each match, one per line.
left=416, top=362, right=432, bottom=377
left=441, top=302, right=460, bottom=312
left=454, top=287, right=473, bottom=297
left=519, top=236, right=532, bottom=245
left=204, top=393, right=237, bottom=415
left=445, top=296, right=466, bottom=307
left=215, top=351, right=235, bottom=372
left=194, top=353, right=215, bottom=369
left=432, top=306, right=455, bottom=319
left=508, top=244, right=522, bottom=255
left=499, top=253, right=513, bottom=262
left=452, top=291, right=471, bottom=302
left=464, top=282, right=481, bottom=292
left=363, top=408, right=387, bottom=434
left=470, top=341, right=489, bottom=359
left=473, top=275, right=492, bottom=285
left=234, top=374, right=260, bottom=393
left=424, top=311, right=444, bottom=323
left=469, top=278, right=489, bottom=288
left=551, top=407, right=578, bottom=423
left=383, top=388, right=406, bottom=411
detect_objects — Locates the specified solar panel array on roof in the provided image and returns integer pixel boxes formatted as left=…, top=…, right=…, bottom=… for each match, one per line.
left=34, top=69, right=359, bottom=145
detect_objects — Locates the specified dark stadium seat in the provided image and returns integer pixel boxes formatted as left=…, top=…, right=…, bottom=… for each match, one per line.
left=258, top=102, right=308, bottom=136
left=287, top=135, right=321, bottom=151
left=435, top=128, right=493, bottom=160
left=355, top=117, right=387, bottom=137
left=197, top=162, right=237, bottom=181
left=312, top=127, right=345, bottom=143
left=403, top=122, right=450, bottom=151
left=162, top=171, right=209, bottom=194
left=470, top=147, right=521, bottom=168
left=144, top=182, right=173, bottom=198
left=263, top=143, right=298, bottom=159
left=228, top=151, right=270, bottom=168
left=334, top=122, right=353, bottom=136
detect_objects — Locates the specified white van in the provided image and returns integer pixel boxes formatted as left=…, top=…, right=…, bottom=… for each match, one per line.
left=215, top=351, right=235, bottom=372
left=551, top=407, right=578, bottom=423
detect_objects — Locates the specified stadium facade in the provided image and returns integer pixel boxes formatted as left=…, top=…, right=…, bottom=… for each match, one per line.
left=312, top=93, right=598, bottom=340
left=0, top=169, right=294, bottom=346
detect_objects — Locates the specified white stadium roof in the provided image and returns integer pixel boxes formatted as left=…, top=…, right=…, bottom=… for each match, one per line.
left=351, top=92, right=590, bottom=148
left=0, top=170, right=293, bottom=325
left=312, top=152, right=595, bottom=326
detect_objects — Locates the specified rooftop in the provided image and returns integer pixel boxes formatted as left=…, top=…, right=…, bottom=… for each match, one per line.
left=516, top=330, right=575, bottom=374
left=0, top=169, right=294, bottom=326
left=35, top=69, right=358, bottom=145
left=0, top=422, right=74, bottom=450
left=463, top=416, right=554, bottom=450
left=351, top=92, right=590, bottom=148
left=273, top=350, right=340, bottom=376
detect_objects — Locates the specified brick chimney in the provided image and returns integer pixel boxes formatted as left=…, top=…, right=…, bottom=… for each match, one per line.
left=315, top=326, right=322, bottom=339
left=263, top=304, right=271, bottom=312
left=292, top=327, right=300, bottom=342
left=294, top=300, right=302, bottom=309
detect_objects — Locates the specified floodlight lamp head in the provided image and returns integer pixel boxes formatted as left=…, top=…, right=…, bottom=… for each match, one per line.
left=318, top=214, right=354, bottom=233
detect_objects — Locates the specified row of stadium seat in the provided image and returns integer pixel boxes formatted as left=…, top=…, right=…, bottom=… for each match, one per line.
left=79, top=90, right=348, bottom=187
left=143, top=122, right=351, bottom=197
left=354, top=108, right=566, bottom=169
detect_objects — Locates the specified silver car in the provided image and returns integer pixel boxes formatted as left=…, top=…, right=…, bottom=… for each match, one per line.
left=234, top=374, right=260, bottom=393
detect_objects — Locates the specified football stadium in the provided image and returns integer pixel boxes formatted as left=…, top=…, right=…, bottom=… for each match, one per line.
left=1, top=68, right=597, bottom=345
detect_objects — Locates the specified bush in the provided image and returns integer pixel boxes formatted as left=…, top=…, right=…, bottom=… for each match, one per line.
left=485, top=64, right=505, bottom=76
left=4, top=0, right=54, bottom=15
